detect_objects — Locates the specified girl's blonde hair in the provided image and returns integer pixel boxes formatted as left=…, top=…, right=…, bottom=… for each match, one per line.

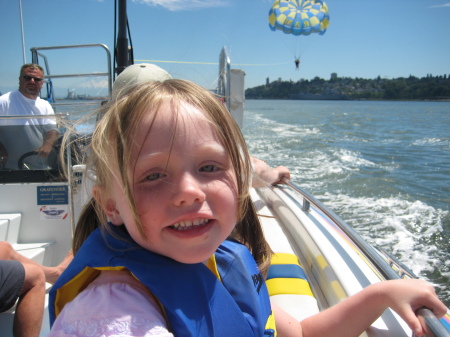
left=73, top=79, right=272, bottom=274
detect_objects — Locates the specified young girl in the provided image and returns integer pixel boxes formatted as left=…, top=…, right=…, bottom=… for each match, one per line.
left=48, top=79, right=446, bottom=337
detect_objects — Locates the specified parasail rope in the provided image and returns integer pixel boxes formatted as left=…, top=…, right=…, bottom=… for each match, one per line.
left=134, top=59, right=291, bottom=66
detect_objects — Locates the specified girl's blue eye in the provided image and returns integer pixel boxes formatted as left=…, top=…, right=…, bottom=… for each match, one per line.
left=146, top=173, right=165, bottom=181
left=200, top=165, right=217, bottom=173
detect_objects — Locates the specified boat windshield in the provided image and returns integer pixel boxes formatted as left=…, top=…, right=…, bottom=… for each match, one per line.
left=0, top=114, right=81, bottom=183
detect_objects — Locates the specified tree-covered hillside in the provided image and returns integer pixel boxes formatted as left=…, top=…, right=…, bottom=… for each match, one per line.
left=245, top=74, right=450, bottom=100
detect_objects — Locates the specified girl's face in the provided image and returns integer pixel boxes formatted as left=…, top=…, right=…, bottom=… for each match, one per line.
left=107, top=100, right=239, bottom=264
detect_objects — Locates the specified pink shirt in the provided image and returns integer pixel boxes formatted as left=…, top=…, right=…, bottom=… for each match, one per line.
left=48, top=270, right=174, bottom=336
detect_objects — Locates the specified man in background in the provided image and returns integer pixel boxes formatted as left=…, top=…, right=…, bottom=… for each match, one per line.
left=0, top=64, right=59, bottom=169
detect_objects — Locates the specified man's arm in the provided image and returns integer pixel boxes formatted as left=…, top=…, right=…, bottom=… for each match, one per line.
left=37, top=129, right=59, bottom=158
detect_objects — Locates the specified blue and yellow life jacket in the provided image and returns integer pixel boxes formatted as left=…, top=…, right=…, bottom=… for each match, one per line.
left=49, top=225, right=276, bottom=336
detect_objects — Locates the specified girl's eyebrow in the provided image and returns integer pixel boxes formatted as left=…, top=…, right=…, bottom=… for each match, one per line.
left=135, top=144, right=227, bottom=166
left=195, top=143, right=227, bottom=154
left=134, top=151, right=168, bottom=166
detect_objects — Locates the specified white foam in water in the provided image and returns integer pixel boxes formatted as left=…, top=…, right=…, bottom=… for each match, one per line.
left=413, top=137, right=450, bottom=147
left=336, top=148, right=376, bottom=170
left=272, top=125, right=320, bottom=137
left=322, top=193, right=448, bottom=292
left=287, top=148, right=386, bottom=183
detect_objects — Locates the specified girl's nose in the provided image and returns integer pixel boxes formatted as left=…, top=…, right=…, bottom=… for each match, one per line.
left=172, top=173, right=206, bottom=206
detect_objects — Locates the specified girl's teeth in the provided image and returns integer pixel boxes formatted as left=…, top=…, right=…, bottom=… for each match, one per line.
left=172, top=218, right=209, bottom=230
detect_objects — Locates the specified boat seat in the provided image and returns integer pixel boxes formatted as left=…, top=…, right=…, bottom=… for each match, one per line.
left=0, top=219, right=8, bottom=241
left=0, top=213, right=21, bottom=243
left=267, top=253, right=319, bottom=321
left=0, top=213, right=54, bottom=265
left=12, top=242, right=54, bottom=265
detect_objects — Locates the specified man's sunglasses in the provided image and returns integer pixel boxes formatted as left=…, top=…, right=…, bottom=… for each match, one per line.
left=22, top=75, right=43, bottom=82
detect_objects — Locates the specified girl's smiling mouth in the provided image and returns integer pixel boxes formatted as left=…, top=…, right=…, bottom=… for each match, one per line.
left=170, top=218, right=210, bottom=231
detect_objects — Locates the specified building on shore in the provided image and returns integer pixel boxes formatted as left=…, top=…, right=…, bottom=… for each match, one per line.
left=66, top=89, right=76, bottom=99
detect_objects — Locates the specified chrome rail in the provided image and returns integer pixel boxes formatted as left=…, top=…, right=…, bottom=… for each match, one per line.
left=30, top=43, right=113, bottom=96
left=282, top=178, right=399, bottom=280
left=0, top=113, right=68, bottom=122
left=281, top=178, right=450, bottom=337
left=417, top=308, right=450, bottom=337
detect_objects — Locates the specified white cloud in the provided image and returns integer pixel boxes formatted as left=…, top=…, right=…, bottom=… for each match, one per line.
left=132, top=0, right=229, bottom=11
left=429, top=3, right=450, bottom=8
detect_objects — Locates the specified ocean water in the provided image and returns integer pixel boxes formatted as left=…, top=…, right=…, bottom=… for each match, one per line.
left=243, top=99, right=450, bottom=306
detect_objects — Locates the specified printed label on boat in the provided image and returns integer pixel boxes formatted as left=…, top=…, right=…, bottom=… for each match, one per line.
left=37, top=186, right=69, bottom=220
left=39, top=205, right=68, bottom=220
left=37, top=185, right=69, bottom=205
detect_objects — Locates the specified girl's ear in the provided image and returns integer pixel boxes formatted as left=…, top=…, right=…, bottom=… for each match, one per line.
left=92, top=185, right=123, bottom=225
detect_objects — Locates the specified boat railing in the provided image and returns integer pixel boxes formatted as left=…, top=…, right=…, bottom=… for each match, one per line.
left=0, top=113, right=68, bottom=123
left=281, top=178, right=450, bottom=337
left=30, top=43, right=113, bottom=100
left=282, top=178, right=400, bottom=280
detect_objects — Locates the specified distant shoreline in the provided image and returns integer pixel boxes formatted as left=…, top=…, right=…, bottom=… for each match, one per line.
left=246, top=97, right=450, bottom=102
left=245, top=74, right=450, bottom=101
left=58, top=97, right=108, bottom=101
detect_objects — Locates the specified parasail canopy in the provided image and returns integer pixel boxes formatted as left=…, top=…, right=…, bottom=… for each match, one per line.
left=268, top=0, right=330, bottom=36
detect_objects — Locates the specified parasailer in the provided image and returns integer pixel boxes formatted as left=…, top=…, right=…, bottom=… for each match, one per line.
left=268, top=0, right=330, bottom=69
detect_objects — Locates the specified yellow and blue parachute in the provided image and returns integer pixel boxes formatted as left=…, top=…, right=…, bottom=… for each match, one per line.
left=268, top=0, right=330, bottom=36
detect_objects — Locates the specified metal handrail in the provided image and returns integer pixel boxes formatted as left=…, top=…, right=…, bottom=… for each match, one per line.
left=30, top=43, right=113, bottom=96
left=282, top=178, right=399, bottom=280
left=0, top=114, right=68, bottom=129
left=417, top=308, right=450, bottom=337
left=281, top=178, right=450, bottom=337
left=0, top=113, right=68, bottom=120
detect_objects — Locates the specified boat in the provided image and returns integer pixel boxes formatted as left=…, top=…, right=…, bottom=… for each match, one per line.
left=1, top=1, right=449, bottom=336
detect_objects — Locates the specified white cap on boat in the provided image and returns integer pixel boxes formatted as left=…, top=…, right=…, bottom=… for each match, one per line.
left=112, top=63, right=172, bottom=98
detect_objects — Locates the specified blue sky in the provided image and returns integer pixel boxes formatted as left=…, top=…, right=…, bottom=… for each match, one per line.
left=1, top=0, right=449, bottom=98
